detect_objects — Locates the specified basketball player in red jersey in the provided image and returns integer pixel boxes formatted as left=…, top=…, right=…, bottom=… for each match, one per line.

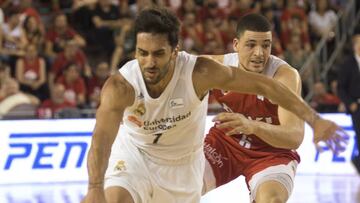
left=203, top=13, right=311, bottom=203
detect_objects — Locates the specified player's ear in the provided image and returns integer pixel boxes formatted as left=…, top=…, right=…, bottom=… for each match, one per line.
left=233, top=38, right=239, bottom=52
left=172, top=45, right=179, bottom=58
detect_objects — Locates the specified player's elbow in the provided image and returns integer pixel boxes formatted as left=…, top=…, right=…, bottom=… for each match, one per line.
left=290, top=139, right=302, bottom=150
left=291, top=129, right=304, bottom=149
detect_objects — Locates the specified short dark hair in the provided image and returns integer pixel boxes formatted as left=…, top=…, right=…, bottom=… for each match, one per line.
left=236, top=13, right=271, bottom=38
left=134, top=7, right=180, bottom=48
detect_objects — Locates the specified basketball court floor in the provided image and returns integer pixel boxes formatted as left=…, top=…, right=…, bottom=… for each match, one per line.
left=1, top=174, right=359, bottom=203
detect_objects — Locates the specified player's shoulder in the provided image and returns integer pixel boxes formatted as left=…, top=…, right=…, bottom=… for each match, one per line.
left=270, top=55, right=297, bottom=75
left=97, top=73, right=135, bottom=109
left=268, top=55, right=289, bottom=67
left=200, top=54, right=224, bottom=63
left=276, top=64, right=299, bottom=76
left=120, top=58, right=138, bottom=69
left=198, top=52, right=236, bottom=65
left=104, top=73, right=134, bottom=96
left=177, top=51, right=198, bottom=63
left=274, top=63, right=301, bottom=84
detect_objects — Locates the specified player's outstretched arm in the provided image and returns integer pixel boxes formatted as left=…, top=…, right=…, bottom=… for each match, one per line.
left=193, top=56, right=348, bottom=150
left=83, top=74, right=135, bottom=203
left=214, top=65, right=304, bottom=149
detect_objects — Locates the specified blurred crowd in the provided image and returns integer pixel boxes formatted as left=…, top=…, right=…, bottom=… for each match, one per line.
left=0, top=0, right=354, bottom=119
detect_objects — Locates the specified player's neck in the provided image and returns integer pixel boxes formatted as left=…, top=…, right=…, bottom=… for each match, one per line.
left=146, top=62, right=175, bottom=98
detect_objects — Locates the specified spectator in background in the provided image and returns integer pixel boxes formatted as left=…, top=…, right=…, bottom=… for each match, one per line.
left=198, top=0, right=226, bottom=27
left=284, top=33, right=310, bottom=70
left=23, top=15, right=44, bottom=51
left=0, top=62, right=10, bottom=100
left=0, top=78, right=39, bottom=116
left=110, top=19, right=133, bottom=72
left=18, top=0, right=43, bottom=24
left=71, top=0, right=98, bottom=57
left=228, top=0, right=255, bottom=19
left=176, top=0, right=199, bottom=20
left=128, top=0, right=156, bottom=17
left=310, top=81, right=341, bottom=113
left=281, top=0, right=307, bottom=22
left=72, top=0, right=97, bottom=10
left=15, top=43, right=48, bottom=101
left=262, top=6, right=284, bottom=57
left=337, top=28, right=360, bottom=174
left=309, top=0, right=338, bottom=55
left=49, top=40, right=91, bottom=88
left=0, top=7, right=4, bottom=25
left=56, top=63, right=86, bottom=107
left=45, top=13, right=86, bottom=61
left=117, top=0, right=133, bottom=18
left=0, top=0, right=11, bottom=10
left=1, top=9, right=27, bottom=71
left=180, top=11, right=205, bottom=53
left=284, top=33, right=313, bottom=95
left=90, top=0, right=124, bottom=58
left=221, top=16, right=238, bottom=53
left=280, top=0, right=311, bottom=52
left=87, top=61, right=110, bottom=108
left=202, top=18, right=225, bottom=54
left=309, top=0, right=337, bottom=42
left=38, top=83, right=75, bottom=119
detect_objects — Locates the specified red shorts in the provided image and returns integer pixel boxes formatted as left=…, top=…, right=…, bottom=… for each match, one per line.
left=204, top=127, right=300, bottom=189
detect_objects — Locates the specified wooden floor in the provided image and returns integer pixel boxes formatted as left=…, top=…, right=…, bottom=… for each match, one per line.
left=0, top=174, right=359, bottom=203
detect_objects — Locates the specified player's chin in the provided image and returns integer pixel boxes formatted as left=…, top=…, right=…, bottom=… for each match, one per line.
left=144, top=76, right=160, bottom=84
left=248, top=64, right=264, bottom=73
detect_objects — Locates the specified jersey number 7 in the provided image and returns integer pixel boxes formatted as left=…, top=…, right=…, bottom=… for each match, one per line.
left=153, top=133, right=163, bottom=144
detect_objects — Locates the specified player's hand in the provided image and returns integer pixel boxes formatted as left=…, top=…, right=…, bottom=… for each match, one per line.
left=213, top=112, right=254, bottom=135
left=81, top=188, right=107, bottom=203
left=312, top=118, right=349, bottom=154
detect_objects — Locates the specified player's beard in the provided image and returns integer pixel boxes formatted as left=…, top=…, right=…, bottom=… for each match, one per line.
left=143, top=57, right=173, bottom=85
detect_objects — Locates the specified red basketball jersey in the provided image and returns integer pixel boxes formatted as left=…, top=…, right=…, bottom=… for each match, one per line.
left=211, top=89, right=300, bottom=160
left=204, top=54, right=300, bottom=187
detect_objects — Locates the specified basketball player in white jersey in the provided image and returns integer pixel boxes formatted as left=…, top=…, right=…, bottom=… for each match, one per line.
left=82, top=7, right=346, bottom=203
left=202, top=14, right=304, bottom=203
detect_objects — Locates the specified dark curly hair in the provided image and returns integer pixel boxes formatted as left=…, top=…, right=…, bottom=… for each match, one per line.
left=134, top=7, right=180, bottom=48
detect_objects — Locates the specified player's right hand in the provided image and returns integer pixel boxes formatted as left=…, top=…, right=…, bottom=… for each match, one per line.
left=312, top=118, right=349, bottom=154
left=81, top=188, right=107, bottom=203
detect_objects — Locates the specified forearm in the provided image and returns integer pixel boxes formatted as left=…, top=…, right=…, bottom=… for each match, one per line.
left=106, top=20, right=123, bottom=28
left=17, top=77, right=32, bottom=86
left=87, top=132, right=113, bottom=188
left=252, top=121, right=303, bottom=149
left=260, top=79, right=319, bottom=127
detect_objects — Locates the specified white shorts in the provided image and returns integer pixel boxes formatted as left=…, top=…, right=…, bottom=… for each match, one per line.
left=248, top=160, right=298, bottom=202
left=104, top=134, right=205, bottom=203
left=203, top=160, right=298, bottom=202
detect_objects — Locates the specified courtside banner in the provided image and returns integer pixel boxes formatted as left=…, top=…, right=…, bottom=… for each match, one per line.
left=0, top=114, right=357, bottom=184
left=0, top=119, right=95, bottom=184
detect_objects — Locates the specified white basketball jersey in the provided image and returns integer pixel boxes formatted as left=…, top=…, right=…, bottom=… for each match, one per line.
left=118, top=51, right=209, bottom=161
left=223, top=53, right=289, bottom=78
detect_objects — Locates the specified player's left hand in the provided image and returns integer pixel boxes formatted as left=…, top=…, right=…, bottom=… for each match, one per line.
left=213, top=112, right=254, bottom=135
left=312, top=118, right=349, bottom=154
